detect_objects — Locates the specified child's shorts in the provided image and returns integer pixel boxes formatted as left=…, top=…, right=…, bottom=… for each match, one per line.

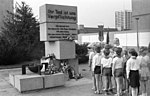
left=114, top=68, right=123, bottom=77
left=103, top=67, right=112, bottom=76
left=94, top=66, right=101, bottom=74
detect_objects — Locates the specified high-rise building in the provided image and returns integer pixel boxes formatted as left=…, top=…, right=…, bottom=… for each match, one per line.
left=0, top=0, right=13, bottom=32
left=115, top=10, right=132, bottom=30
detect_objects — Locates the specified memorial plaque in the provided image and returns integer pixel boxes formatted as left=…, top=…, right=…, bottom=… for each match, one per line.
left=40, top=23, right=77, bottom=41
left=40, top=4, right=77, bottom=23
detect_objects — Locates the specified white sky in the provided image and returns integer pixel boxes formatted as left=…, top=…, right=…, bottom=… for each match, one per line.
left=14, top=0, right=132, bottom=28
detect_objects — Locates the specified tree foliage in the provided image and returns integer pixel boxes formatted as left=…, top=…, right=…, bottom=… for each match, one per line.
left=75, top=43, right=89, bottom=64
left=0, top=2, right=44, bottom=65
left=148, top=42, right=150, bottom=52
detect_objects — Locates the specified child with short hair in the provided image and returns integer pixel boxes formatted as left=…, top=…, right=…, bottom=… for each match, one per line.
left=88, top=46, right=96, bottom=90
left=92, top=46, right=103, bottom=94
left=122, top=49, right=130, bottom=93
left=101, top=49, right=113, bottom=95
left=126, top=49, right=140, bottom=96
left=112, top=47, right=124, bottom=96
left=138, top=47, right=150, bottom=96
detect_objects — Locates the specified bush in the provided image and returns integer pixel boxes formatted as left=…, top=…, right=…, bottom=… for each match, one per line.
left=75, top=43, right=89, bottom=64
left=148, top=42, right=150, bottom=52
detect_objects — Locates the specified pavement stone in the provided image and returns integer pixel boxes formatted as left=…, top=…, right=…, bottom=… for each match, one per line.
left=0, top=64, right=150, bottom=96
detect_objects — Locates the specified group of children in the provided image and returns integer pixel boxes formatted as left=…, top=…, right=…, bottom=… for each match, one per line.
left=88, top=41, right=150, bottom=96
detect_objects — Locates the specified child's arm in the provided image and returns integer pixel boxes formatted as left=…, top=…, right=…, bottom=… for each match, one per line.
left=100, top=58, right=103, bottom=75
left=112, top=58, right=116, bottom=77
left=88, top=52, right=93, bottom=70
left=101, top=64, right=103, bottom=75
left=126, top=60, right=130, bottom=79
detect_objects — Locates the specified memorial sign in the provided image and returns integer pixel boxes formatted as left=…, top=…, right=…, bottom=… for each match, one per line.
left=40, top=23, right=77, bottom=41
left=40, top=4, right=77, bottom=41
left=40, top=4, right=77, bottom=23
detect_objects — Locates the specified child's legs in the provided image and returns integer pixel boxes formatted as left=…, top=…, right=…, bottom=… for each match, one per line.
left=123, top=75, right=126, bottom=90
left=111, top=76, right=116, bottom=89
left=141, top=80, right=148, bottom=93
left=131, top=87, right=138, bottom=96
left=95, top=74, right=100, bottom=91
left=120, top=77, right=123, bottom=92
left=108, top=76, right=112, bottom=90
left=92, top=71, right=96, bottom=89
left=115, top=77, right=120, bottom=95
left=103, top=76, right=108, bottom=90
left=115, top=77, right=123, bottom=95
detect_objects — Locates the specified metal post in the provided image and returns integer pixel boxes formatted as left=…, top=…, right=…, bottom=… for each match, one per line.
left=135, top=17, right=139, bottom=52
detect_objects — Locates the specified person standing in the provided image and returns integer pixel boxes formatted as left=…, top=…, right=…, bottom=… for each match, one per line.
left=92, top=46, right=103, bottom=94
left=88, top=46, right=96, bottom=91
left=138, top=47, right=150, bottom=96
left=126, top=49, right=140, bottom=96
left=112, top=47, right=124, bottom=96
left=122, top=49, right=130, bottom=93
left=101, top=49, right=113, bottom=95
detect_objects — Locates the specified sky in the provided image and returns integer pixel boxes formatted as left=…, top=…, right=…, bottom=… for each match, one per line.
left=14, top=0, right=132, bottom=28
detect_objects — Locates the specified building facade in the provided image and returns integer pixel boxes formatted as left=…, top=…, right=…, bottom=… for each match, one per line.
left=0, top=0, right=13, bottom=32
left=115, top=10, right=132, bottom=30
left=132, top=0, right=150, bottom=31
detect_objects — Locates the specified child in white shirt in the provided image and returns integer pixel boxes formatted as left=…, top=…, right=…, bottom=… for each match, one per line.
left=138, top=47, right=150, bottom=96
left=112, top=47, right=124, bottom=96
left=92, top=46, right=103, bottom=94
left=101, top=49, right=113, bottom=95
left=126, top=49, right=140, bottom=96
left=88, top=46, right=96, bottom=90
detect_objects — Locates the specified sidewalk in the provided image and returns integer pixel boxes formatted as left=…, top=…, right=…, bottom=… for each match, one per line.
left=0, top=64, right=150, bottom=96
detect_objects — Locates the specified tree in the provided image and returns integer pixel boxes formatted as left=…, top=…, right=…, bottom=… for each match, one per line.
left=0, top=2, right=43, bottom=65
left=148, top=42, right=150, bottom=52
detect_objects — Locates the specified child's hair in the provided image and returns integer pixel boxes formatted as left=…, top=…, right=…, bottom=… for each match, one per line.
left=104, top=44, right=111, bottom=50
left=115, top=47, right=122, bottom=56
left=103, top=49, right=110, bottom=56
left=123, top=49, right=128, bottom=55
left=95, top=46, right=101, bottom=53
left=129, top=48, right=138, bottom=57
left=139, top=46, right=148, bottom=55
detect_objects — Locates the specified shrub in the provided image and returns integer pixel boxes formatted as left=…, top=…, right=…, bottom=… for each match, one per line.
left=75, top=43, right=89, bottom=64
left=148, top=42, right=150, bottom=52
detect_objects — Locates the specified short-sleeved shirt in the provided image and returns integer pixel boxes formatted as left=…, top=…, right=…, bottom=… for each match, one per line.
left=92, top=53, right=102, bottom=71
left=112, top=57, right=123, bottom=69
left=89, top=51, right=95, bottom=71
left=89, top=52, right=95, bottom=60
left=126, top=57, right=140, bottom=78
left=101, top=57, right=112, bottom=68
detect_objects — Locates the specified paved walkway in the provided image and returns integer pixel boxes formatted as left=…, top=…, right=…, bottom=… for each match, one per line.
left=0, top=64, right=150, bottom=96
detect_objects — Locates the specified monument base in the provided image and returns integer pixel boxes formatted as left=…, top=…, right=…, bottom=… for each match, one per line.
left=42, top=73, right=65, bottom=88
left=9, top=73, right=65, bottom=92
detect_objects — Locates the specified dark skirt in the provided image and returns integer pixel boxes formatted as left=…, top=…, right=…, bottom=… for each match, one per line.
left=129, top=70, right=140, bottom=88
left=103, top=67, right=112, bottom=76
left=114, top=68, right=123, bottom=77
left=94, top=66, right=101, bottom=74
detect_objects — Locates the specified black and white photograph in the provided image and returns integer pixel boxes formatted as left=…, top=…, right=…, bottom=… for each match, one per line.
left=0, top=0, right=150, bottom=96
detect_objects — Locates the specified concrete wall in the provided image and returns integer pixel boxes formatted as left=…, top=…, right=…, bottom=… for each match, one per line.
left=78, top=30, right=150, bottom=48
left=0, top=0, right=13, bottom=32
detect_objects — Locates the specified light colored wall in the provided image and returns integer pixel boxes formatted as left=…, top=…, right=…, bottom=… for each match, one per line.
left=0, top=0, right=13, bottom=32
left=77, top=31, right=150, bottom=48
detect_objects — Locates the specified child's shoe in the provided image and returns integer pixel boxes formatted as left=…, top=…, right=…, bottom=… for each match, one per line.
left=94, top=90, right=101, bottom=94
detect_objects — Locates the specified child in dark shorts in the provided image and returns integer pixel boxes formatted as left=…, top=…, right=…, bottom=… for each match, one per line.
left=112, top=47, right=124, bottom=96
left=101, top=49, right=113, bottom=95
left=93, top=46, right=103, bottom=94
